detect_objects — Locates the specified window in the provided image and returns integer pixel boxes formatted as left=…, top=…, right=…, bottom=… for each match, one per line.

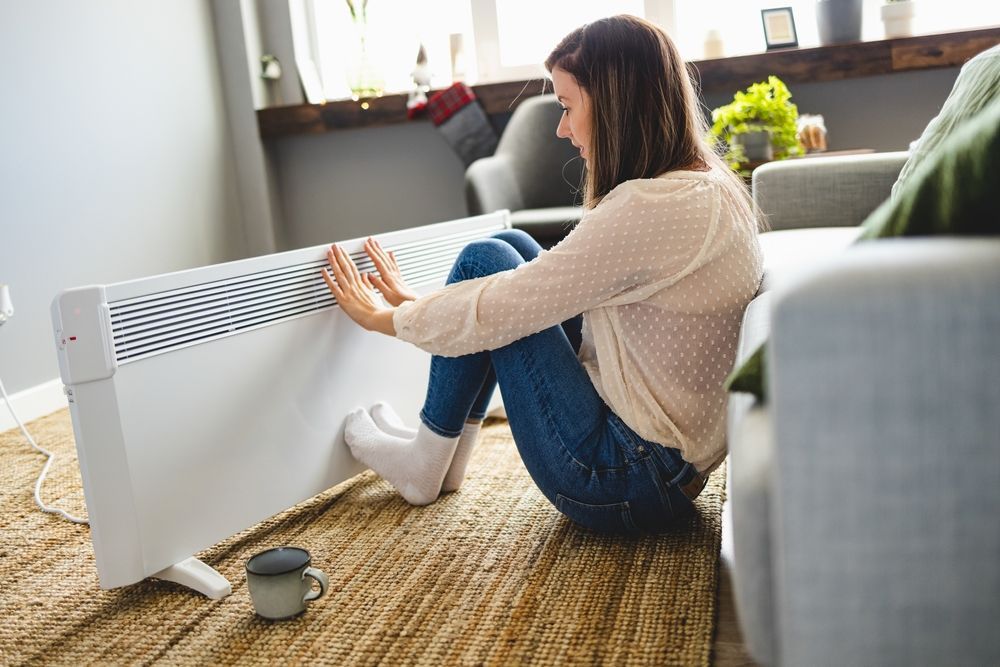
left=311, top=0, right=475, bottom=100
left=471, top=0, right=648, bottom=82
left=305, top=0, right=673, bottom=98
left=297, top=0, right=999, bottom=102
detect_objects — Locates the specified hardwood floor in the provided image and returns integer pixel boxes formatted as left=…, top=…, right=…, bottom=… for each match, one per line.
left=712, top=559, right=760, bottom=666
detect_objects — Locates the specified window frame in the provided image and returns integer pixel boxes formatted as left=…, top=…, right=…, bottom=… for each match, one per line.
left=468, top=0, right=676, bottom=83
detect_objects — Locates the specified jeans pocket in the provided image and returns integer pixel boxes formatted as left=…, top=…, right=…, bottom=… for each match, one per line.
left=555, top=493, right=638, bottom=534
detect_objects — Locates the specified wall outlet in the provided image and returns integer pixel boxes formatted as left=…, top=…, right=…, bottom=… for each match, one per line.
left=0, top=284, right=13, bottom=325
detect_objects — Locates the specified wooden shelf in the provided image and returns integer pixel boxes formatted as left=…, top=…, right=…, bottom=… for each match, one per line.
left=257, top=26, right=1000, bottom=140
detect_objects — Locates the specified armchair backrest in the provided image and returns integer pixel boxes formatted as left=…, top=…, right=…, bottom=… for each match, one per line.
left=496, top=94, right=584, bottom=209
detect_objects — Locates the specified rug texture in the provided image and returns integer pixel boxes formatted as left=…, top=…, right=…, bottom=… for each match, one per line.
left=0, top=409, right=725, bottom=666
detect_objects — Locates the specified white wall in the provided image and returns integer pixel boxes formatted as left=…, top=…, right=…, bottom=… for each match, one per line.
left=701, top=67, right=962, bottom=154
left=0, top=1, right=245, bottom=396
left=269, top=121, right=469, bottom=250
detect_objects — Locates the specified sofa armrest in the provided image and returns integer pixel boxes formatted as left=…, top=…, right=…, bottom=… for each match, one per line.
left=464, top=155, right=524, bottom=215
left=768, top=238, right=1000, bottom=666
left=752, top=152, right=908, bottom=231
left=726, top=291, right=779, bottom=666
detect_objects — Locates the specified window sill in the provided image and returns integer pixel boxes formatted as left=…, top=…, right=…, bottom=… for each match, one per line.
left=256, top=26, right=999, bottom=140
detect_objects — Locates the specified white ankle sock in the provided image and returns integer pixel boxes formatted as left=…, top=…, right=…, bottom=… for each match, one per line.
left=344, top=408, right=458, bottom=506
left=370, top=401, right=417, bottom=438
left=370, top=402, right=482, bottom=494
left=441, top=420, right=481, bottom=493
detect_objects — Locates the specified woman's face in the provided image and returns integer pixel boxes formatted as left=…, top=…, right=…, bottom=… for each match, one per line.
left=551, top=66, right=593, bottom=164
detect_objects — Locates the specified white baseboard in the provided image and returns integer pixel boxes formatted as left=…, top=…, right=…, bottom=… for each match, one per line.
left=0, top=378, right=68, bottom=432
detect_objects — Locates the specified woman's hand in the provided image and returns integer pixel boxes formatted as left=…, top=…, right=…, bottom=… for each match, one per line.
left=322, top=244, right=396, bottom=336
left=362, top=237, right=419, bottom=307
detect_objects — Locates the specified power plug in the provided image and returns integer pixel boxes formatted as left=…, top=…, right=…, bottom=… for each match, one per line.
left=0, top=284, right=12, bottom=326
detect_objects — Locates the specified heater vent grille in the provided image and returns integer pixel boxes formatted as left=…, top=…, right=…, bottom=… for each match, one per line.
left=109, top=228, right=495, bottom=363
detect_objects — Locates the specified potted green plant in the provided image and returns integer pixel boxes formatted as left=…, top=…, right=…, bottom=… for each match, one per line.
left=709, top=75, right=805, bottom=175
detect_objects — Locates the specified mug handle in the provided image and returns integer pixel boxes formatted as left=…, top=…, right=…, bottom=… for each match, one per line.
left=302, top=567, right=329, bottom=603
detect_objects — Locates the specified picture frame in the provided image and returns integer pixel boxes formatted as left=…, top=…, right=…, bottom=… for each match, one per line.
left=761, top=7, right=798, bottom=50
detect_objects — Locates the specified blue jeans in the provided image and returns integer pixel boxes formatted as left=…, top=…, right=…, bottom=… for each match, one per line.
left=419, top=229, right=700, bottom=534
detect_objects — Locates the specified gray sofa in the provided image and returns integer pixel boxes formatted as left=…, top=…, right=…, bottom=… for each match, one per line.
left=729, top=152, right=1000, bottom=666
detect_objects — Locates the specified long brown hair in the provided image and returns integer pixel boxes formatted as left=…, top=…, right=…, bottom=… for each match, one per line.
left=545, top=14, right=753, bottom=219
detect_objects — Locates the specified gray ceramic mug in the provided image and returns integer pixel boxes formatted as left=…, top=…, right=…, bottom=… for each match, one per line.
left=245, top=547, right=329, bottom=620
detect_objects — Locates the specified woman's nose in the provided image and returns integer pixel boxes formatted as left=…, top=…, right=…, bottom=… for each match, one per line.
left=556, top=114, right=570, bottom=139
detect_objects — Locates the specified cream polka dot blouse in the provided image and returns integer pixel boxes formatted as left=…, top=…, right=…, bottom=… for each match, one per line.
left=394, top=167, right=763, bottom=473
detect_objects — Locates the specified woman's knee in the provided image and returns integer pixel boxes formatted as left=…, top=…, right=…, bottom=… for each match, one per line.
left=451, top=238, right=524, bottom=281
left=492, top=229, right=542, bottom=262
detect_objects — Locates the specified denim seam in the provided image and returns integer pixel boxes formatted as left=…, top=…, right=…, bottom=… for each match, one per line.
left=516, top=341, right=596, bottom=474
left=606, top=414, right=652, bottom=467
left=667, top=462, right=694, bottom=488
left=647, top=440, right=686, bottom=481
left=555, top=494, right=638, bottom=534
left=419, top=408, right=464, bottom=438
left=643, top=456, right=675, bottom=520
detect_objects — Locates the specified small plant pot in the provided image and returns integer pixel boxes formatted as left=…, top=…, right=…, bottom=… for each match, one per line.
left=881, top=1, right=916, bottom=39
left=734, top=131, right=774, bottom=162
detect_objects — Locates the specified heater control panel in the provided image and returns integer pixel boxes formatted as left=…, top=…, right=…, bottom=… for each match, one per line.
left=51, top=286, right=117, bottom=385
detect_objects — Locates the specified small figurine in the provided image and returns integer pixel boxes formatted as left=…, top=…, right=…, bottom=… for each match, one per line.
left=407, top=44, right=431, bottom=118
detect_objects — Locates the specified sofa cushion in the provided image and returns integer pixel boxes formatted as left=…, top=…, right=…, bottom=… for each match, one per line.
left=757, top=227, right=861, bottom=292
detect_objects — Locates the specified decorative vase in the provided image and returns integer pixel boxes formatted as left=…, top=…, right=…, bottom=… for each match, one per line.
left=347, top=23, right=384, bottom=101
left=881, top=1, right=916, bottom=38
left=816, top=0, right=863, bottom=45
left=734, top=130, right=773, bottom=163
left=703, top=29, right=724, bottom=59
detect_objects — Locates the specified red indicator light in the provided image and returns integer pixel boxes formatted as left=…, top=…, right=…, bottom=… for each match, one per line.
left=69, top=336, right=77, bottom=341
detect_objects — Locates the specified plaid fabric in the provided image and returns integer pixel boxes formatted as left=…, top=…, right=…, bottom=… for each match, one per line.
left=427, top=83, right=477, bottom=126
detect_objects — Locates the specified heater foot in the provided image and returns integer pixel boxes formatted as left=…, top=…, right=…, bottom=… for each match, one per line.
left=153, top=557, right=232, bottom=599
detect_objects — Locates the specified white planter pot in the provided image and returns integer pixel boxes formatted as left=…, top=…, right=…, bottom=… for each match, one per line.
left=881, top=2, right=916, bottom=39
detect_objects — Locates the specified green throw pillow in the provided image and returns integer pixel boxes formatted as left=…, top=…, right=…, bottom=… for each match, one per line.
left=725, top=96, right=1000, bottom=402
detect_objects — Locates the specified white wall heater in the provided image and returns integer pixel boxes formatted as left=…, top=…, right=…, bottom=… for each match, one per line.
left=51, top=212, right=510, bottom=599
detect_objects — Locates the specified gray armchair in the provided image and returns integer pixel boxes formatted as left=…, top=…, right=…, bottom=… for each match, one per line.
left=729, top=154, right=1000, bottom=665
left=465, top=94, right=584, bottom=248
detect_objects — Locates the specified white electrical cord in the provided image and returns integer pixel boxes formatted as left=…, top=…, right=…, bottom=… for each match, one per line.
left=0, top=375, right=89, bottom=525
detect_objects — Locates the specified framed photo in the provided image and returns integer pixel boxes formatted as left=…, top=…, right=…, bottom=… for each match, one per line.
left=761, top=7, right=798, bottom=50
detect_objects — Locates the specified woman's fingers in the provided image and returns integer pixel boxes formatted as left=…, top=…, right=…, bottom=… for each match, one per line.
left=328, top=247, right=350, bottom=289
left=369, top=237, right=403, bottom=276
left=326, top=246, right=356, bottom=299
left=321, top=267, right=342, bottom=299
left=365, top=238, right=394, bottom=277
left=327, top=243, right=403, bottom=311
left=367, top=237, right=388, bottom=261
left=341, top=245, right=365, bottom=284
left=332, top=245, right=357, bottom=284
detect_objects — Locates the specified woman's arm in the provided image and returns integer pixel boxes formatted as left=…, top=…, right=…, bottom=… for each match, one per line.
left=392, top=180, right=716, bottom=357
left=321, top=244, right=397, bottom=336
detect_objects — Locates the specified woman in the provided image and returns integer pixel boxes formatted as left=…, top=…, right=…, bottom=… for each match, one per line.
left=321, top=15, right=762, bottom=533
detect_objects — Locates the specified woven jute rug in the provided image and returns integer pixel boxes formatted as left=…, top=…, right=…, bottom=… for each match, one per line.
left=0, top=409, right=725, bottom=666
